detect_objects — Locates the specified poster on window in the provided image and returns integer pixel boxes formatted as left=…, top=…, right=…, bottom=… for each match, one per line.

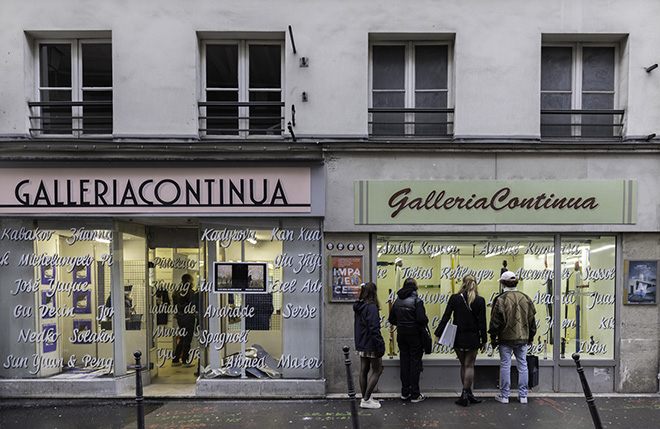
left=624, top=260, right=657, bottom=304
left=330, top=256, right=363, bottom=302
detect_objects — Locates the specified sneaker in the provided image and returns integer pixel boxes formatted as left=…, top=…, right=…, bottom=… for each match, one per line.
left=520, top=396, right=528, bottom=404
left=410, top=394, right=426, bottom=403
left=400, top=394, right=410, bottom=400
left=360, top=398, right=381, bottom=409
left=494, top=394, right=509, bottom=404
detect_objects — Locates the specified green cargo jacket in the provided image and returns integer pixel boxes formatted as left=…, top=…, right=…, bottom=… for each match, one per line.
left=488, top=289, right=537, bottom=345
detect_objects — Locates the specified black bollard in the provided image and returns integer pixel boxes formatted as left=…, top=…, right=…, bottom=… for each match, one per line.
left=572, top=353, right=603, bottom=429
left=127, top=350, right=145, bottom=429
left=342, top=345, right=360, bottom=429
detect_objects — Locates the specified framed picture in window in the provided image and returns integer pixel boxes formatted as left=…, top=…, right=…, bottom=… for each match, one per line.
left=72, top=320, right=93, bottom=344
left=624, top=260, right=657, bottom=305
left=41, top=264, right=55, bottom=285
left=73, top=265, right=91, bottom=284
left=42, top=291, right=56, bottom=319
left=42, top=324, right=57, bottom=353
left=329, top=255, right=363, bottom=302
left=73, top=290, right=91, bottom=314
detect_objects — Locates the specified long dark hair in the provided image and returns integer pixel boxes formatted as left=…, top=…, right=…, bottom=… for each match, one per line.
left=359, top=281, right=380, bottom=310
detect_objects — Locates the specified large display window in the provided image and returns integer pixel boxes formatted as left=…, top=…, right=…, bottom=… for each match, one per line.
left=375, top=235, right=616, bottom=362
left=199, top=218, right=323, bottom=379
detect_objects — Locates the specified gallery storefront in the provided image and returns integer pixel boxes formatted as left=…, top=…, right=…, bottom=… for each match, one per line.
left=323, top=162, right=658, bottom=395
left=0, top=163, right=326, bottom=398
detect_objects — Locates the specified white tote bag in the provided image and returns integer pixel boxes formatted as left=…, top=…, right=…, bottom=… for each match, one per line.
left=438, top=320, right=457, bottom=348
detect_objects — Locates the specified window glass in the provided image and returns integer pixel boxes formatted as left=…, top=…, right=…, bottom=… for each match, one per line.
left=415, top=45, right=447, bottom=90
left=249, top=44, right=281, bottom=89
left=541, top=47, right=572, bottom=91
left=582, top=47, right=615, bottom=92
left=206, top=45, right=238, bottom=88
left=201, top=219, right=322, bottom=379
left=40, top=44, right=71, bottom=87
left=559, top=237, right=615, bottom=360
left=82, top=43, right=112, bottom=87
left=372, top=46, right=405, bottom=90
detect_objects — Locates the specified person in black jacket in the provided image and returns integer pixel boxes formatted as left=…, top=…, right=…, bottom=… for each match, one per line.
left=435, top=274, right=487, bottom=406
left=388, top=278, right=429, bottom=403
left=353, top=282, right=386, bottom=409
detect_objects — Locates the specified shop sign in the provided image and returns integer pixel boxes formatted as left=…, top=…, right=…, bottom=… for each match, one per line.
left=355, top=180, right=636, bottom=225
left=0, top=167, right=311, bottom=214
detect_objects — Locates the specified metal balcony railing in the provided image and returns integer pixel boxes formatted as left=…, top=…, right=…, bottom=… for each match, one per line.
left=199, top=101, right=285, bottom=136
left=541, top=109, right=624, bottom=139
left=368, top=107, right=454, bottom=137
left=28, top=100, right=113, bottom=137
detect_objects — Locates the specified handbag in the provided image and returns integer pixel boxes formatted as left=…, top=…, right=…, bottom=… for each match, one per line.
left=438, top=320, right=457, bottom=348
left=527, top=354, right=539, bottom=388
left=420, top=324, right=433, bottom=354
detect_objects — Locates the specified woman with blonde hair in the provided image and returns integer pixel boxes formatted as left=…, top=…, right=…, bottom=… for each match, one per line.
left=434, top=274, right=487, bottom=406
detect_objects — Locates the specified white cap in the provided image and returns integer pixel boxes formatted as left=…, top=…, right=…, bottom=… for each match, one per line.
left=499, top=271, right=517, bottom=282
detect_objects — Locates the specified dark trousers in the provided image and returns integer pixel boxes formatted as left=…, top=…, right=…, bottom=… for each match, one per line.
left=174, top=315, right=195, bottom=363
left=397, top=333, right=424, bottom=397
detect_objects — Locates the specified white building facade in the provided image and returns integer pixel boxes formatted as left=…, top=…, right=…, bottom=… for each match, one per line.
left=0, top=0, right=659, bottom=397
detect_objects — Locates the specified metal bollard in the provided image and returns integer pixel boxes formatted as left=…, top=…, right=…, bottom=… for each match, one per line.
left=127, top=350, right=145, bottom=429
left=572, top=353, right=603, bottom=429
left=342, top=346, right=360, bottom=429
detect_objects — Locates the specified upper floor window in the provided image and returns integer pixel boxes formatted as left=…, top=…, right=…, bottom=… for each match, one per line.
left=200, top=41, right=283, bottom=137
left=30, top=40, right=112, bottom=137
left=541, top=44, right=623, bottom=138
left=369, top=42, right=453, bottom=137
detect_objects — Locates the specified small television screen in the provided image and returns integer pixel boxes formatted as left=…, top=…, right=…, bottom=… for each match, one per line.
left=213, top=262, right=268, bottom=293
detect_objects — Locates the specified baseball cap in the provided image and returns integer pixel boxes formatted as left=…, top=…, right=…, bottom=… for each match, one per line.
left=499, top=271, right=516, bottom=282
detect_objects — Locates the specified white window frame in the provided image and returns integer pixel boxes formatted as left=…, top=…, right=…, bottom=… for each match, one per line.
left=201, top=40, right=284, bottom=138
left=541, top=43, right=619, bottom=137
left=34, top=38, right=112, bottom=137
left=369, top=41, right=453, bottom=136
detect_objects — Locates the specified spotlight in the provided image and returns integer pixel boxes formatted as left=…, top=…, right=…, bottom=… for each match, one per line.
left=645, top=64, right=658, bottom=72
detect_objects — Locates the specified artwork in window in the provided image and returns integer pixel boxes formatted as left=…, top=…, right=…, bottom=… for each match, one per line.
left=41, top=264, right=55, bottom=285
left=42, top=291, right=56, bottom=319
left=74, top=264, right=91, bottom=283
left=73, top=290, right=91, bottom=314
left=72, top=320, right=93, bottom=344
left=42, top=324, right=57, bottom=353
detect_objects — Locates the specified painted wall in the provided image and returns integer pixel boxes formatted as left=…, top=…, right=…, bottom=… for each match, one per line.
left=1, top=0, right=659, bottom=138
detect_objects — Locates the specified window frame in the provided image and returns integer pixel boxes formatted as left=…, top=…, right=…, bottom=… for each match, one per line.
left=33, top=38, right=113, bottom=137
left=369, top=40, right=454, bottom=137
left=541, top=42, right=620, bottom=138
left=201, top=39, right=284, bottom=138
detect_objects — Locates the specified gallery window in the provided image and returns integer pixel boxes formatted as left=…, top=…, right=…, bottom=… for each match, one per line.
left=30, top=40, right=113, bottom=137
left=369, top=42, right=453, bottom=137
left=375, top=235, right=616, bottom=361
left=541, top=44, right=623, bottom=138
left=200, top=41, right=284, bottom=137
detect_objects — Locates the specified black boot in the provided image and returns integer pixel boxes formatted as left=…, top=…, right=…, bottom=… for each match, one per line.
left=466, top=389, right=482, bottom=404
left=455, top=389, right=469, bottom=406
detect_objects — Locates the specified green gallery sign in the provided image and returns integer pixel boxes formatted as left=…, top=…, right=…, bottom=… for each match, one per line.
left=354, top=180, right=636, bottom=225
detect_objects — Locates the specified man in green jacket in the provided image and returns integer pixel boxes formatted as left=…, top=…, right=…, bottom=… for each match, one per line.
left=488, top=271, right=536, bottom=404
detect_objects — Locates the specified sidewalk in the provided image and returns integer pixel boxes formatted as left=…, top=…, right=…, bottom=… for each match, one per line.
left=1, top=393, right=659, bottom=429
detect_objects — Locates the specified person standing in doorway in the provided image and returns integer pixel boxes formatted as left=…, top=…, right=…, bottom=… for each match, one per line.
left=172, top=274, right=197, bottom=366
left=388, top=278, right=429, bottom=403
left=434, top=274, right=487, bottom=406
left=488, top=271, right=537, bottom=404
left=353, top=282, right=385, bottom=409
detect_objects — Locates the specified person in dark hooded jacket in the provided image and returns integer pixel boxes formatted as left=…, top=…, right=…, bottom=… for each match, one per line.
left=353, top=282, right=385, bottom=409
left=388, top=278, right=429, bottom=403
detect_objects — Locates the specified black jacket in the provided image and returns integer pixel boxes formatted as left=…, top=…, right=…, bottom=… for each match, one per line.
left=388, top=286, right=429, bottom=336
left=434, top=293, right=487, bottom=350
left=353, top=300, right=386, bottom=356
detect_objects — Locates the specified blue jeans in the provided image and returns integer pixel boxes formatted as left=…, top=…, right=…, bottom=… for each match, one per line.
left=498, top=343, right=528, bottom=398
